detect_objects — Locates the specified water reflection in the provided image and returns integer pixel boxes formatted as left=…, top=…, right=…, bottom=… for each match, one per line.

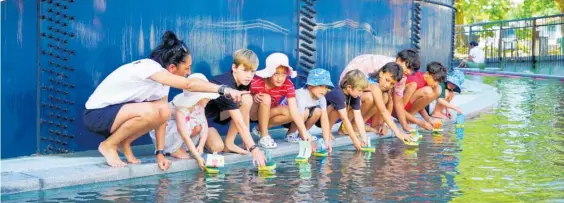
left=3, top=77, right=563, bottom=202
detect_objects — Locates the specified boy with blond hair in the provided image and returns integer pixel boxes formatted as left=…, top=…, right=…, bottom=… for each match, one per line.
left=205, top=49, right=267, bottom=166
left=321, top=70, right=370, bottom=150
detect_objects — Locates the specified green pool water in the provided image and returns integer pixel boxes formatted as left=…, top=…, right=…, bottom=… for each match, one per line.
left=2, top=76, right=563, bottom=202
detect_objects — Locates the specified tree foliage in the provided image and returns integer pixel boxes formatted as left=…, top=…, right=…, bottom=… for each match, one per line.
left=455, top=0, right=563, bottom=25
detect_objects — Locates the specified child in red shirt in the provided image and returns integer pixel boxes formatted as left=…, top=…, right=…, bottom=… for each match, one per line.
left=248, top=53, right=313, bottom=148
left=401, top=62, right=447, bottom=127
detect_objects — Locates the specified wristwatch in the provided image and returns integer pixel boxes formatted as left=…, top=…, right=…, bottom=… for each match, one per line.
left=155, top=150, right=165, bottom=156
left=248, top=145, right=258, bottom=152
left=218, top=85, right=227, bottom=96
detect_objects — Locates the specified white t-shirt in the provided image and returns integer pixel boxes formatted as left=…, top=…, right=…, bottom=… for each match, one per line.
left=339, top=54, right=406, bottom=97
left=85, top=59, right=170, bottom=109
left=469, top=47, right=485, bottom=63
left=281, top=88, right=327, bottom=114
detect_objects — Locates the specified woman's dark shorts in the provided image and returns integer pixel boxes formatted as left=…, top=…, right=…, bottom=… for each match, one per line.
left=83, top=103, right=128, bottom=139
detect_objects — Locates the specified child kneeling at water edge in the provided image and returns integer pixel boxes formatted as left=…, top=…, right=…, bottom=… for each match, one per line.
left=149, top=73, right=217, bottom=170
left=249, top=53, right=314, bottom=148
left=321, top=70, right=369, bottom=150
left=364, top=62, right=413, bottom=141
left=431, top=69, right=465, bottom=119
left=281, top=68, right=334, bottom=151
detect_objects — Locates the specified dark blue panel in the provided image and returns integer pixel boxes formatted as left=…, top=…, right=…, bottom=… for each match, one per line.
left=1, top=0, right=455, bottom=157
left=419, top=3, right=454, bottom=69
left=1, top=0, right=39, bottom=158
left=314, top=0, right=413, bottom=85
left=61, top=0, right=298, bottom=151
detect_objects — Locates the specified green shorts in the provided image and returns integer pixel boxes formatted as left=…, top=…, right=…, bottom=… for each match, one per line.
left=466, top=61, right=486, bottom=69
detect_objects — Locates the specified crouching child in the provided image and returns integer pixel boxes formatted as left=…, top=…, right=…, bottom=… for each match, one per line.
left=149, top=74, right=217, bottom=170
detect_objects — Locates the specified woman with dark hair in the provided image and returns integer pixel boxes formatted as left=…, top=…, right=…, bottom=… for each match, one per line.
left=83, top=31, right=265, bottom=170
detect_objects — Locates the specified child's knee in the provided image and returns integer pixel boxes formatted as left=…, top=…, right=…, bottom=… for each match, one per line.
left=446, top=91, right=454, bottom=101
left=302, top=109, right=310, bottom=120
left=240, top=94, right=253, bottom=108
left=362, top=92, right=374, bottom=104
left=191, top=125, right=202, bottom=136
left=208, top=141, right=224, bottom=152
left=144, top=102, right=170, bottom=125
left=311, top=108, right=322, bottom=119
left=259, top=94, right=271, bottom=106
left=421, top=87, right=435, bottom=99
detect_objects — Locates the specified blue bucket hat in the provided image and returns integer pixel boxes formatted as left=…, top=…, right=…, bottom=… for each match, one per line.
left=447, top=69, right=464, bottom=93
left=306, top=68, right=334, bottom=88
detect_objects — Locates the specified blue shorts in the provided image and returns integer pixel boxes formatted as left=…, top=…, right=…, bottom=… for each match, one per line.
left=83, top=103, right=128, bottom=139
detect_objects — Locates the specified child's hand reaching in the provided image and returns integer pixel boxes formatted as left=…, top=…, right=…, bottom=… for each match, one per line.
left=454, top=108, right=463, bottom=115
left=359, top=137, right=367, bottom=147
left=196, top=156, right=205, bottom=170
left=197, top=146, right=204, bottom=156
left=400, top=132, right=414, bottom=142
left=419, top=120, right=433, bottom=130
left=301, top=131, right=313, bottom=142
left=325, top=140, right=333, bottom=153
left=377, top=124, right=388, bottom=136
left=253, top=93, right=264, bottom=104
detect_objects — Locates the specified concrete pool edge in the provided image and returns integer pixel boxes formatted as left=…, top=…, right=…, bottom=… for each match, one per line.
left=455, top=68, right=564, bottom=80
left=0, top=80, right=500, bottom=195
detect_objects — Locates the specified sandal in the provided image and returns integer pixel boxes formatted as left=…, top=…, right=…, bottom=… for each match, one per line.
left=258, top=136, right=277, bottom=149
left=252, top=126, right=261, bottom=138
left=286, top=132, right=301, bottom=143
left=310, top=135, right=318, bottom=141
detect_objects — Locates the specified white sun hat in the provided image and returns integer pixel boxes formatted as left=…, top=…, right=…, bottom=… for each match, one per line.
left=255, top=52, right=297, bottom=78
left=172, top=73, right=220, bottom=108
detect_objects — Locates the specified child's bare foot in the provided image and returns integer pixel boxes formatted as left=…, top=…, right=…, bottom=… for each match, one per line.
left=170, top=149, right=190, bottom=159
left=224, top=143, right=249, bottom=155
left=98, top=142, right=127, bottom=167
left=120, top=143, right=141, bottom=164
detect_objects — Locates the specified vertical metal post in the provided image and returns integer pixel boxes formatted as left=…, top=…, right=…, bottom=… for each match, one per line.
left=450, top=1, right=456, bottom=68
left=498, top=23, right=503, bottom=62
left=468, top=25, right=473, bottom=56
left=531, top=18, right=537, bottom=66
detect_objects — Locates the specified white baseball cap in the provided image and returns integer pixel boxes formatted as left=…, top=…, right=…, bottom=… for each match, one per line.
left=172, top=73, right=220, bottom=108
left=255, top=52, right=297, bottom=78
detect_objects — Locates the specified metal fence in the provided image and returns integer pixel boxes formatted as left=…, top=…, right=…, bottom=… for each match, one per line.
left=453, top=14, right=564, bottom=65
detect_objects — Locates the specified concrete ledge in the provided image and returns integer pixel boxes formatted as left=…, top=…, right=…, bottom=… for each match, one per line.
left=455, top=68, right=564, bottom=80
left=1, top=79, right=500, bottom=195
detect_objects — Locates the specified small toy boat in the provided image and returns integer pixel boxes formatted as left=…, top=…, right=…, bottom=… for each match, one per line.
left=295, top=141, right=312, bottom=162
left=258, top=161, right=277, bottom=171
left=205, top=152, right=224, bottom=174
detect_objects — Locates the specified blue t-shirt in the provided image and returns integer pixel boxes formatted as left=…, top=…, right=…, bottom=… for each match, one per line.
left=205, top=71, right=250, bottom=117
left=324, top=87, right=361, bottom=111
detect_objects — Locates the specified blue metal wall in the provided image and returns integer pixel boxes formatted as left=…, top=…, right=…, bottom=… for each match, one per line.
left=1, top=0, right=39, bottom=158
left=314, top=0, right=413, bottom=85
left=1, top=0, right=455, bottom=158
left=419, top=1, right=455, bottom=69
